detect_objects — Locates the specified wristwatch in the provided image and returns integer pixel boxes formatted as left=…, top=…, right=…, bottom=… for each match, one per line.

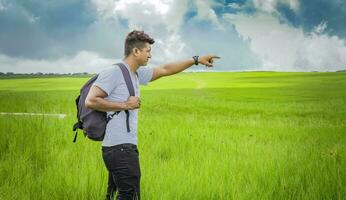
left=193, top=56, right=199, bottom=65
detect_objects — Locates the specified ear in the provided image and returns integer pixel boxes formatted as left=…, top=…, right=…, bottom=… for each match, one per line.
left=132, top=48, right=140, bottom=57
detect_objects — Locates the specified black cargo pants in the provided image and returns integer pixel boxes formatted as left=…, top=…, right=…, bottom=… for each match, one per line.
left=102, top=143, right=141, bottom=200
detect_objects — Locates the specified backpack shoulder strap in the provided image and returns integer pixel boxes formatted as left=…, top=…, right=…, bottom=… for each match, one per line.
left=116, top=63, right=135, bottom=96
left=115, top=63, right=136, bottom=133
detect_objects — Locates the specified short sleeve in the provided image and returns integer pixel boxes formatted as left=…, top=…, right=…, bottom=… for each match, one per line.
left=93, top=67, right=121, bottom=95
left=137, top=67, right=153, bottom=85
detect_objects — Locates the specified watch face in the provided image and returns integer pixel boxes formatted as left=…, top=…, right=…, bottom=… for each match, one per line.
left=193, top=56, right=198, bottom=65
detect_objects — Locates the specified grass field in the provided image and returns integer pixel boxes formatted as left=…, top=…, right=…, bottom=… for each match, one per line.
left=0, top=72, right=345, bottom=200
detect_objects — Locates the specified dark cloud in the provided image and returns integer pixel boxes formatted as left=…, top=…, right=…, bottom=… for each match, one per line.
left=211, top=0, right=346, bottom=39
left=277, top=0, right=346, bottom=38
left=181, top=20, right=261, bottom=71
left=0, top=0, right=98, bottom=59
left=212, top=0, right=256, bottom=17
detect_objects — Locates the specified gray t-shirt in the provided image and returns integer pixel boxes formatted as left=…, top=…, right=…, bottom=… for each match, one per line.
left=93, top=62, right=153, bottom=147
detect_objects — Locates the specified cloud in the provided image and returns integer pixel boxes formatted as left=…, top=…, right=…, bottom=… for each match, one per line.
left=0, top=51, right=117, bottom=73
left=1, top=0, right=345, bottom=73
left=274, top=0, right=346, bottom=39
left=90, top=0, right=193, bottom=63
left=224, top=13, right=346, bottom=71
left=89, top=0, right=261, bottom=71
left=3, top=0, right=246, bottom=73
left=181, top=19, right=261, bottom=71
left=0, top=0, right=8, bottom=11
left=91, top=0, right=188, bottom=31
left=150, top=33, right=194, bottom=64
left=314, top=21, right=328, bottom=34
left=252, top=0, right=299, bottom=13
left=294, top=33, right=346, bottom=71
left=193, top=0, right=221, bottom=28
left=0, top=0, right=97, bottom=59
left=114, top=0, right=197, bottom=63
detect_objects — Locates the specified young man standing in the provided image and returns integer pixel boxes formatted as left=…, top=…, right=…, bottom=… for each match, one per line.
left=85, top=30, right=219, bottom=200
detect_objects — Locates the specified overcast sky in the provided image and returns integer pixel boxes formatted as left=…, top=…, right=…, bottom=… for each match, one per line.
left=0, top=0, right=345, bottom=73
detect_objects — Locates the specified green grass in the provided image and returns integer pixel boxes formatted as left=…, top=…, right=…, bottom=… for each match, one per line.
left=0, top=72, right=345, bottom=199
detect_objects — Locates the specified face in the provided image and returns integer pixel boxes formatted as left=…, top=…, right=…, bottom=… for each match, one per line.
left=134, top=42, right=152, bottom=66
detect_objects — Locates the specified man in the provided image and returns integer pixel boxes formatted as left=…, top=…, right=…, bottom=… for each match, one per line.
left=85, top=30, right=219, bottom=200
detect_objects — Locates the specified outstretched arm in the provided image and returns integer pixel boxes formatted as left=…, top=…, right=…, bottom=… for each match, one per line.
left=150, top=55, right=220, bottom=81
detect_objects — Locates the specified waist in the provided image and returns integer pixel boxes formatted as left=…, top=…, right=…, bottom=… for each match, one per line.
left=102, top=143, right=137, bottom=151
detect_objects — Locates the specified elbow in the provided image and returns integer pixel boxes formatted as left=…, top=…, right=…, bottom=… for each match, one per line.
left=162, top=66, right=172, bottom=76
left=85, top=98, right=94, bottom=109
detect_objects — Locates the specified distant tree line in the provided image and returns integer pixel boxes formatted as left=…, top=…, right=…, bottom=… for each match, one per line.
left=0, top=70, right=345, bottom=79
left=0, top=72, right=92, bottom=75
left=0, top=72, right=96, bottom=78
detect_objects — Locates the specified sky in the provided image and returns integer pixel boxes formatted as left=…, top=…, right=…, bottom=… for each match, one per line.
left=0, top=0, right=345, bottom=73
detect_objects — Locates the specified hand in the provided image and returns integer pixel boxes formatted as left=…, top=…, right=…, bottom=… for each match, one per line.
left=198, top=55, right=221, bottom=67
left=125, top=96, right=141, bottom=110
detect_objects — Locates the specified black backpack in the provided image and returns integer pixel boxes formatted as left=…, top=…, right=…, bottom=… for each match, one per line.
left=72, top=63, right=136, bottom=142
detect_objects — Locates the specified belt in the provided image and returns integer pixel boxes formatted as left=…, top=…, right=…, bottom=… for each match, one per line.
left=102, top=143, right=137, bottom=151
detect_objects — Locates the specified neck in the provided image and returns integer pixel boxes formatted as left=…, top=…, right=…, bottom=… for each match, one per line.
left=123, top=56, right=140, bottom=73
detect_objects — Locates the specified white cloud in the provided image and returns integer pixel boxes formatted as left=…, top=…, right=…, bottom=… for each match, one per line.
left=286, top=0, right=300, bottom=11
left=7, top=0, right=343, bottom=73
left=0, top=0, right=8, bottom=11
left=91, top=0, right=187, bottom=31
left=314, top=21, right=328, bottom=34
left=226, top=3, right=242, bottom=10
left=89, top=0, right=117, bottom=19
left=89, top=0, right=239, bottom=67
left=28, top=14, right=40, bottom=24
left=295, top=33, right=346, bottom=71
left=252, top=0, right=300, bottom=13
left=193, top=0, right=222, bottom=28
left=90, top=0, right=191, bottom=63
left=253, top=0, right=277, bottom=13
left=224, top=13, right=346, bottom=71
left=0, top=51, right=117, bottom=73
left=151, top=34, right=193, bottom=64
left=2, top=0, right=243, bottom=73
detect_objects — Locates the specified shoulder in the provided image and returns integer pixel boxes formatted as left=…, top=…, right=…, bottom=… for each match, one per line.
left=94, top=65, right=123, bottom=86
left=96, top=65, right=123, bottom=81
left=136, top=66, right=153, bottom=85
left=93, top=65, right=123, bottom=95
left=99, top=65, right=122, bottom=76
left=137, top=67, right=153, bottom=77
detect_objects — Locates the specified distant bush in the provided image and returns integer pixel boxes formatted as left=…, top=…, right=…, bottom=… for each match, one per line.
left=0, top=72, right=95, bottom=79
